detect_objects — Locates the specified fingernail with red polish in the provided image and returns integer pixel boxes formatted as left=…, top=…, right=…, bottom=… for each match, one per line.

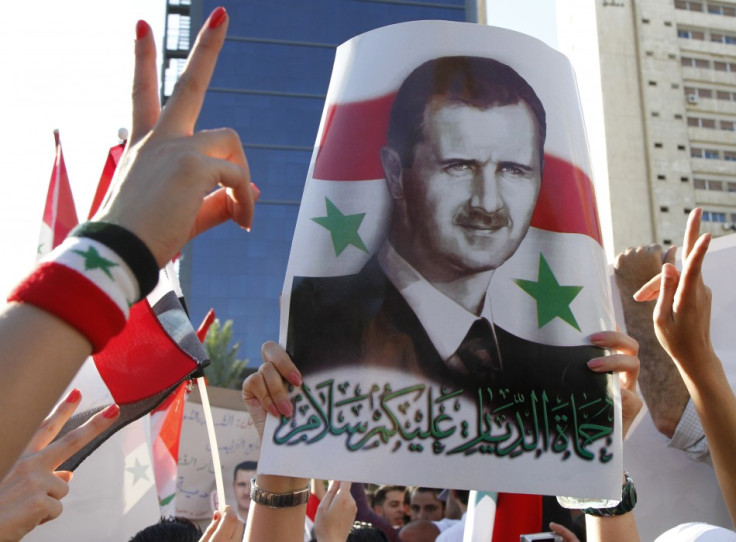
left=136, top=20, right=148, bottom=40
left=288, top=371, right=302, bottom=387
left=251, top=182, right=261, bottom=201
left=65, top=388, right=81, bottom=403
left=278, top=400, right=293, bottom=417
left=208, top=7, right=227, bottom=29
left=587, top=359, right=605, bottom=369
left=213, top=511, right=220, bottom=521
left=268, top=405, right=280, bottom=418
left=102, top=404, right=120, bottom=419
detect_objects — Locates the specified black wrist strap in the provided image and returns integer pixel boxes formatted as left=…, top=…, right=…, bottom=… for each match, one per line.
left=71, top=222, right=159, bottom=300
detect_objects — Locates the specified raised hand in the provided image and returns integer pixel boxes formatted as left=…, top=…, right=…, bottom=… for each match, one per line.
left=95, top=7, right=257, bottom=267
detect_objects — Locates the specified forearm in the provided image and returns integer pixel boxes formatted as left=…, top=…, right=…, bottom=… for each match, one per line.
left=0, top=302, right=91, bottom=479
left=244, top=474, right=310, bottom=542
left=585, top=513, right=640, bottom=542
left=620, top=297, right=689, bottom=436
left=680, top=353, right=736, bottom=525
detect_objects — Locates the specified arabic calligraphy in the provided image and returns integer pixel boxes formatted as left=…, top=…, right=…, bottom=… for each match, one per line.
left=273, top=379, right=614, bottom=462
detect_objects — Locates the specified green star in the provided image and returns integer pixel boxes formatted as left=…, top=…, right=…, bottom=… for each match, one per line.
left=72, top=246, right=118, bottom=280
left=125, top=457, right=150, bottom=485
left=514, top=253, right=583, bottom=331
left=311, top=197, right=368, bottom=256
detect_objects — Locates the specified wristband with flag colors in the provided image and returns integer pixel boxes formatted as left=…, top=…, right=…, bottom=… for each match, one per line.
left=8, top=236, right=141, bottom=352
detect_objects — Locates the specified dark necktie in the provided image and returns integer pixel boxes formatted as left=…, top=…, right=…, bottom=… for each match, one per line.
left=447, top=318, right=503, bottom=381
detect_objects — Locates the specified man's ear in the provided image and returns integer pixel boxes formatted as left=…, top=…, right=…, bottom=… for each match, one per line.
left=381, top=146, right=404, bottom=200
left=373, top=504, right=383, bottom=516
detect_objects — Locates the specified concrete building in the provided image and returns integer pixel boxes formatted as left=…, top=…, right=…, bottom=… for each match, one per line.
left=596, top=0, right=736, bottom=253
left=163, top=0, right=480, bottom=366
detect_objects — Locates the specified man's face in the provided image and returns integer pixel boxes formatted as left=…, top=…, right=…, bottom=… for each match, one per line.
left=395, top=100, right=542, bottom=281
left=377, top=489, right=407, bottom=527
left=233, top=469, right=255, bottom=516
left=409, top=491, right=444, bottom=521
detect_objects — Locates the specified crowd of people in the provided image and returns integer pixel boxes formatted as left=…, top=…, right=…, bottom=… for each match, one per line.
left=1, top=5, right=736, bottom=542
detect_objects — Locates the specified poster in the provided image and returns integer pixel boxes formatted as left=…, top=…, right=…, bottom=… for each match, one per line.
left=262, top=20, right=621, bottom=499
left=176, top=387, right=260, bottom=520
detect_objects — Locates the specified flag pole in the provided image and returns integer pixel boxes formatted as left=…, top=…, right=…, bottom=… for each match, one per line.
left=196, top=377, right=226, bottom=510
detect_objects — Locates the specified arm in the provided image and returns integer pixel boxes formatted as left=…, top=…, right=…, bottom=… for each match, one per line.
left=613, top=245, right=690, bottom=438
left=0, top=6, right=255, bottom=480
left=637, top=208, right=736, bottom=524
left=242, top=341, right=309, bottom=542
left=551, top=331, right=643, bottom=542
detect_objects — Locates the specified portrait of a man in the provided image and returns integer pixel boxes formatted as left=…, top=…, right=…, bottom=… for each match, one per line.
left=287, top=56, right=605, bottom=405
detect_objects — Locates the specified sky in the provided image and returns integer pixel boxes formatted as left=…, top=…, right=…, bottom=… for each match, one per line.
left=0, top=1, right=165, bottom=296
left=0, top=1, right=608, bottom=295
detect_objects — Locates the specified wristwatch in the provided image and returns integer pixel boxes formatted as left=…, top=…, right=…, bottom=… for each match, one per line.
left=583, top=472, right=637, bottom=517
left=250, top=477, right=310, bottom=509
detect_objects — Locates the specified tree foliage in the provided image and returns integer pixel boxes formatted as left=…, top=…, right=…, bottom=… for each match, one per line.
left=202, top=319, right=248, bottom=389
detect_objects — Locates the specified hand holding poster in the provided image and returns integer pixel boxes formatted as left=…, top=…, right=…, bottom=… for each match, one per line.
left=263, top=21, right=622, bottom=499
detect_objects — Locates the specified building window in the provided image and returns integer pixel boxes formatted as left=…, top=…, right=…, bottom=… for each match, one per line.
left=708, top=3, right=736, bottom=16
left=677, top=28, right=705, bottom=39
left=661, top=206, right=670, bottom=212
left=657, top=174, right=666, bottom=180
left=675, top=114, right=684, bottom=119
left=721, top=120, right=735, bottom=131
left=649, top=80, right=658, bottom=86
left=692, top=147, right=721, bottom=159
left=681, top=176, right=689, bottom=182
left=703, top=211, right=727, bottom=222
left=678, top=144, right=687, bottom=150
left=715, top=61, right=730, bottom=71
left=655, top=142, right=663, bottom=148
left=684, top=208, right=692, bottom=214
left=724, top=151, right=736, bottom=161
left=652, top=111, right=660, bottom=117
left=681, top=56, right=710, bottom=68
left=728, top=182, right=736, bottom=192
left=693, top=179, right=727, bottom=192
left=717, top=90, right=734, bottom=101
left=711, top=32, right=736, bottom=44
left=675, top=0, right=703, bottom=11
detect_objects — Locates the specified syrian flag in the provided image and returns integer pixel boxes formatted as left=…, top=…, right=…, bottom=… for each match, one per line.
left=37, top=130, right=78, bottom=259
left=151, top=309, right=215, bottom=515
left=56, top=141, right=209, bottom=470
left=263, top=21, right=622, bottom=503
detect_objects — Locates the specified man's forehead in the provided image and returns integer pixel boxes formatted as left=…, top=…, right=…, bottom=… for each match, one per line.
left=420, top=100, right=541, bottom=164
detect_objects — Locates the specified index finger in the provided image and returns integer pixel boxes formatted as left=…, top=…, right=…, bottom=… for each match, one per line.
left=682, top=208, right=703, bottom=259
left=156, top=7, right=228, bottom=136
left=24, top=389, right=82, bottom=455
left=39, top=404, right=120, bottom=470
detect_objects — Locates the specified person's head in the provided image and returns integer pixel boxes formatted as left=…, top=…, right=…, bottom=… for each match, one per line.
left=443, top=489, right=469, bottom=519
left=372, top=485, right=408, bottom=527
left=232, top=460, right=257, bottom=518
left=408, top=487, right=444, bottom=522
left=129, top=517, right=201, bottom=542
left=382, top=56, right=546, bottom=283
left=347, top=521, right=391, bottom=542
left=398, top=519, right=440, bottom=542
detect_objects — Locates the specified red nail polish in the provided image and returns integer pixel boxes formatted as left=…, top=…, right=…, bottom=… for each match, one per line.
left=251, top=183, right=261, bottom=201
left=208, top=7, right=227, bottom=29
left=135, top=20, right=149, bottom=40
left=213, top=511, right=220, bottom=521
left=65, top=388, right=81, bottom=403
left=102, top=404, right=120, bottom=419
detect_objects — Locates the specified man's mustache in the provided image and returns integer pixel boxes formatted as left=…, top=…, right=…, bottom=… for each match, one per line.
left=454, top=206, right=511, bottom=230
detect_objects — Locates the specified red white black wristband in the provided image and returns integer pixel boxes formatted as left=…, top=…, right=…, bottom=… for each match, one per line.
left=8, top=236, right=143, bottom=353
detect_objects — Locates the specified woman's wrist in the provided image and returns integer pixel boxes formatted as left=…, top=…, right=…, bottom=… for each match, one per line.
left=254, top=473, right=309, bottom=494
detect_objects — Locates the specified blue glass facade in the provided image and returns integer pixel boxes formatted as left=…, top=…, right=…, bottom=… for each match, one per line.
left=182, top=0, right=475, bottom=367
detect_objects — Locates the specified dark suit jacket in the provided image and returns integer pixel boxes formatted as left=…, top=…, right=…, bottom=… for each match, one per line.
left=287, top=256, right=608, bottom=407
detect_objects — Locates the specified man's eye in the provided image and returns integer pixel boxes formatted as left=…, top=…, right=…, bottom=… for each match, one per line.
left=444, top=162, right=474, bottom=175
left=500, top=164, right=527, bottom=176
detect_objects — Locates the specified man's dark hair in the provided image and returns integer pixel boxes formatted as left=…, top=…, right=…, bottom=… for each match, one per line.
left=233, top=460, right=258, bottom=481
left=455, top=489, right=470, bottom=506
left=129, top=517, right=201, bottom=542
left=409, top=486, right=444, bottom=504
left=348, top=521, right=391, bottom=542
left=372, top=484, right=406, bottom=508
left=386, top=56, right=547, bottom=167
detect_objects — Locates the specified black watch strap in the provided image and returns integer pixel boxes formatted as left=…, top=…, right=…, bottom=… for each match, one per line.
left=584, top=472, right=637, bottom=517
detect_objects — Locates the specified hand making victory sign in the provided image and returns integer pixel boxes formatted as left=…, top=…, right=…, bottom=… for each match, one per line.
left=95, top=6, right=258, bottom=267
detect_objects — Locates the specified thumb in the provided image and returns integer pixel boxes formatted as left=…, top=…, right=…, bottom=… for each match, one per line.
left=653, top=263, right=678, bottom=326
